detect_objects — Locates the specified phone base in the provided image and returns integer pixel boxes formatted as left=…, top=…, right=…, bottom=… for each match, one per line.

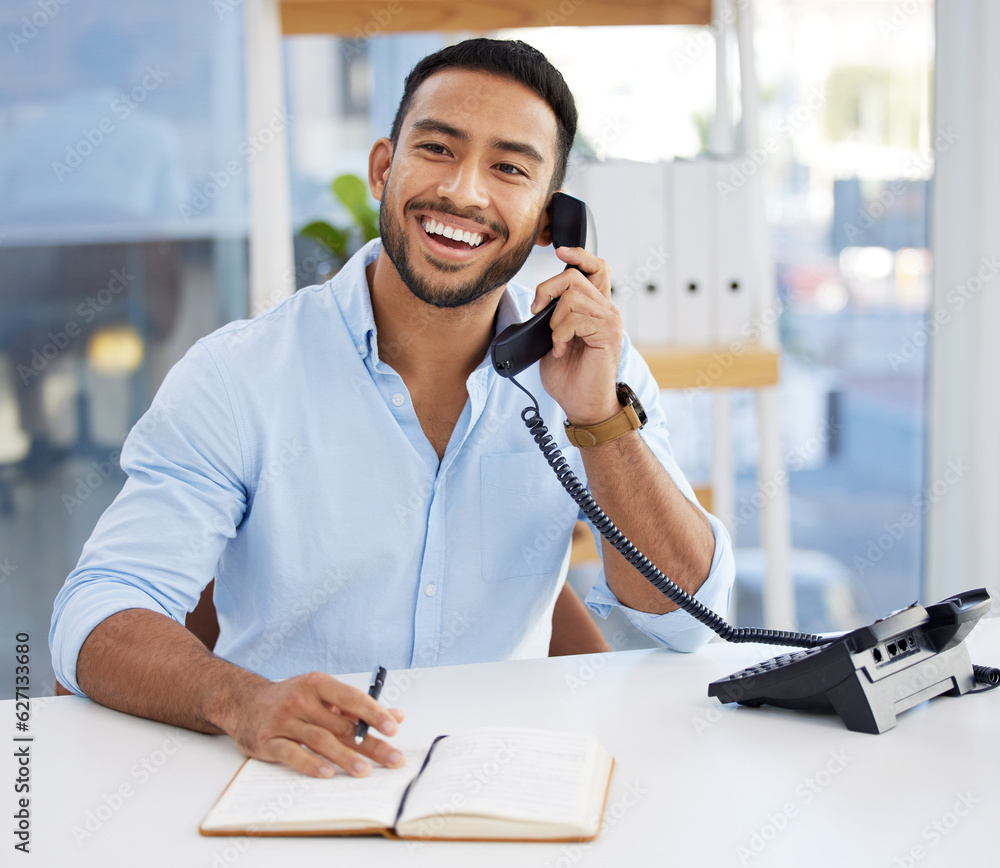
left=708, top=591, right=990, bottom=733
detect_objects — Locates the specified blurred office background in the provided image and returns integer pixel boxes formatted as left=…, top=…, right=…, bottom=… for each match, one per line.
left=0, top=0, right=945, bottom=694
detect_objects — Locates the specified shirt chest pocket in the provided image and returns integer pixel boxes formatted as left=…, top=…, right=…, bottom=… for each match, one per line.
left=480, top=452, right=579, bottom=583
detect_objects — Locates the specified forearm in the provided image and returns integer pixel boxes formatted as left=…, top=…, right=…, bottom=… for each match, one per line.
left=76, top=608, right=265, bottom=735
left=580, top=432, right=715, bottom=615
left=549, top=582, right=611, bottom=656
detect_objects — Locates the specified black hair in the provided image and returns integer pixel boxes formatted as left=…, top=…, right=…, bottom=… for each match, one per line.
left=388, top=38, right=578, bottom=191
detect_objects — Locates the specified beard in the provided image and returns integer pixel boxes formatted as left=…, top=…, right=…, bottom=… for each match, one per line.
left=378, top=188, right=540, bottom=310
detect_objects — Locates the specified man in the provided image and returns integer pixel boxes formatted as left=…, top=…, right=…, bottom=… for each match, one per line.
left=50, top=38, right=734, bottom=781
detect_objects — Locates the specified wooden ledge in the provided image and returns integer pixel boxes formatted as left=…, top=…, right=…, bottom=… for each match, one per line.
left=281, top=0, right=711, bottom=36
left=636, top=343, right=781, bottom=391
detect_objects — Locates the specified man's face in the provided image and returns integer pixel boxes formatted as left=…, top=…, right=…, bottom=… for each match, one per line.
left=370, top=69, right=560, bottom=309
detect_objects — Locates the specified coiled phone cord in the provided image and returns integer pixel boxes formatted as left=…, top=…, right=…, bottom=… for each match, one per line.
left=971, top=664, right=1000, bottom=691
left=508, top=374, right=826, bottom=649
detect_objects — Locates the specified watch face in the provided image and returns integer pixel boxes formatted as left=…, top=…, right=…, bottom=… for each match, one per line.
left=615, top=382, right=647, bottom=427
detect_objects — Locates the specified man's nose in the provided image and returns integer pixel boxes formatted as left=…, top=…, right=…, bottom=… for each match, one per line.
left=436, top=160, right=490, bottom=211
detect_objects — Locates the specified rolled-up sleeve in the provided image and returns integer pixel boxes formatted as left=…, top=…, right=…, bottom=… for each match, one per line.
left=49, top=341, right=249, bottom=695
left=584, top=511, right=735, bottom=651
left=581, top=336, right=736, bottom=652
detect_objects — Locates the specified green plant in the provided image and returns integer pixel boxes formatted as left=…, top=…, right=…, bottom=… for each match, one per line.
left=300, top=173, right=380, bottom=264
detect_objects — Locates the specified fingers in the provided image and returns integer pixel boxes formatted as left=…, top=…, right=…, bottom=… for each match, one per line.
left=530, top=247, right=611, bottom=314
left=555, top=245, right=610, bottom=295
left=274, top=718, right=406, bottom=780
left=549, top=290, right=618, bottom=355
left=307, top=671, right=401, bottom=740
left=232, top=672, right=407, bottom=780
left=353, top=730, right=406, bottom=771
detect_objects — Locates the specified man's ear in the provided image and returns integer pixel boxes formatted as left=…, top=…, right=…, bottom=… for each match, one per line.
left=368, top=137, right=393, bottom=201
left=534, top=191, right=556, bottom=247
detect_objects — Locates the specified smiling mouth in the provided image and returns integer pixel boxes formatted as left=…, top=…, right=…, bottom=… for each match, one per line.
left=419, top=216, right=490, bottom=251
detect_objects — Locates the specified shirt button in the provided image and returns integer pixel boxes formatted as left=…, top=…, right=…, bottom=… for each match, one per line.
left=356, top=342, right=366, bottom=354
left=424, top=584, right=437, bottom=597
left=391, top=392, right=405, bottom=407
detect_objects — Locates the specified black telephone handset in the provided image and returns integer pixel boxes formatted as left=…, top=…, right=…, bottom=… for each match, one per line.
left=489, top=194, right=998, bottom=733
left=490, top=192, right=598, bottom=378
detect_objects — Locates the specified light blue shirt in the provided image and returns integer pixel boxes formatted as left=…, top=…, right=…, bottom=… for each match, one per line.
left=50, top=240, right=735, bottom=694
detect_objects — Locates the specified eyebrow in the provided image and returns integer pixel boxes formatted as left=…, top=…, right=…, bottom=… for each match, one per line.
left=409, top=118, right=546, bottom=167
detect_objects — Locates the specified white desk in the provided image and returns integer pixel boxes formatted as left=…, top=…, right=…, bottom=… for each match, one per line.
left=5, top=621, right=998, bottom=867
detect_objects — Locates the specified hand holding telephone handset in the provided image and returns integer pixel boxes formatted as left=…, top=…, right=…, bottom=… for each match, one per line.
left=491, top=192, right=598, bottom=379
left=489, top=193, right=998, bottom=733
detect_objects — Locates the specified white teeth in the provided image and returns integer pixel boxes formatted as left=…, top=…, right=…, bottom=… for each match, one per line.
left=421, top=217, right=485, bottom=247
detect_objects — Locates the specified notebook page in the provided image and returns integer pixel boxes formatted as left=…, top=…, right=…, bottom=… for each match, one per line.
left=202, top=750, right=427, bottom=832
left=397, top=727, right=601, bottom=828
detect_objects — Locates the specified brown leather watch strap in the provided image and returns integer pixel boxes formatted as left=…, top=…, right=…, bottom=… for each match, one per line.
left=565, top=404, right=643, bottom=447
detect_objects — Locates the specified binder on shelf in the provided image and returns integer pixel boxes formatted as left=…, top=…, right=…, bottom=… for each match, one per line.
left=713, top=159, right=756, bottom=342
left=629, top=160, right=672, bottom=345
left=670, top=159, right=714, bottom=345
left=575, top=160, right=638, bottom=338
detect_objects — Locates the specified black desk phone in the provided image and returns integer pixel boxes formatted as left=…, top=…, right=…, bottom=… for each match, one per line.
left=489, top=192, right=999, bottom=733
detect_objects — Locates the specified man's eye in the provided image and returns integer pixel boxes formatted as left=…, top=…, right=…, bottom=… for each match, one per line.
left=421, top=143, right=449, bottom=155
left=496, top=163, right=524, bottom=176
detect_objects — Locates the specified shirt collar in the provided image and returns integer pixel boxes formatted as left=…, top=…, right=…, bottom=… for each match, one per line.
left=332, top=238, right=381, bottom=361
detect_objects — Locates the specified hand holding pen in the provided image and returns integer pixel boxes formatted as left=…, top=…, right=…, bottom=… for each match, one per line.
left=219, top=666, right=404, bottom=779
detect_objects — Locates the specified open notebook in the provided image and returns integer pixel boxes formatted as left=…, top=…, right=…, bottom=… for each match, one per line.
left=200, top=726, right=614, bottom=842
